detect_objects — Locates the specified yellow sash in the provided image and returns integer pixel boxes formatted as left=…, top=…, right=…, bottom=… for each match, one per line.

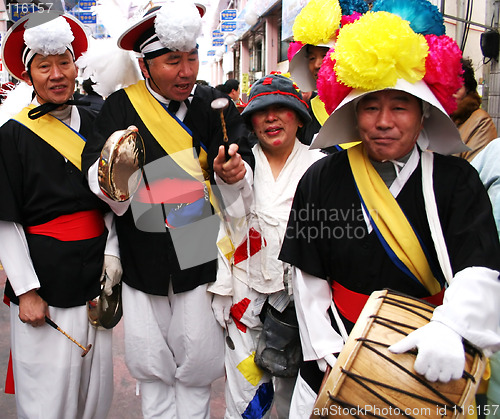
left=310, top=95, right=329, bottom=126
left=124, top=81, right=219, bottom=211
left=348, top=143, right=441, bottom=295
left=12, top=105, right=86, bottom=171
left=311, top=95, right=359, bottom=150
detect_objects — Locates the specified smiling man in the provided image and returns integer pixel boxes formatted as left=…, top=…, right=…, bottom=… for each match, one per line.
left=81, top=2, right=250, bottom=418
left=280, top=8, right=500, bottom=418
left=0, top=13, right=120, bottom=418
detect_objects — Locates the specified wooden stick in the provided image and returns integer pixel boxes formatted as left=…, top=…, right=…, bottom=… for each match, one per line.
left=45, top=316, right=92, bottom=357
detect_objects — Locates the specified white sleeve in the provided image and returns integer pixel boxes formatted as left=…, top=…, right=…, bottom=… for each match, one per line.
left=88, top=159, right=131, bottom=216
left=214, top=161, right=254, bottom=219
left=103, top=212, right=120, bottom=258
left=292, top=267, right=345, bottom=361
left=432, top=266, right=500, bottom=356
left=207, top=220, right=234, bottom=296
left=0, top=221, right=40, bottom=296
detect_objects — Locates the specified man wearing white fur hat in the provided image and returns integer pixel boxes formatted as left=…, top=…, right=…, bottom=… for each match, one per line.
left=81, top=1, right=251, bottom=418
left=0, top=12, right=121, bottom=419
left=280, top=3, right=500, bottom=417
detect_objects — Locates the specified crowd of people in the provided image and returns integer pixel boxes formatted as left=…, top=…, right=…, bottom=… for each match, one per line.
left=0, top=0, right=500, bottom=418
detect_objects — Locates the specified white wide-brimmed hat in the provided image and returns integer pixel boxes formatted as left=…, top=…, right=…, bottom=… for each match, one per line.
left=2, top=12, right=88, bottom=81
left=314, top=2, right=467, bottom=155
left=312, top=79, right=468, bottom=155
left=288, top=0, right=368, bottom=91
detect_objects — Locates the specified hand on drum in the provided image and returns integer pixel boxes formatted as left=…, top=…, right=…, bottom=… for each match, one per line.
left=389, top=320, right=465, bottom=383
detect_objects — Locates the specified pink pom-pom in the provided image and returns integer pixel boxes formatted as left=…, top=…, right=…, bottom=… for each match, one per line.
left=317, top=48, right=353, bottom=113
left=424, top=34, right=463, bottom=114
left=288, top=41, right=304, bottom=62
left=341, top=12, right=362, bottom=26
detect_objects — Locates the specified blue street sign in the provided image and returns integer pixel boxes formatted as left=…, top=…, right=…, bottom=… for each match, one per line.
left=8, top=3, right=37, bottom=22
left=207, top=50, right=216, bottom=56
left=221, top=21, right=237, bottom=32
left=221, top=9, right=237, bottom=21
left=212, top=30, right=223, bottom=38
left=77, top=12, right=96, bottom=24
left=212, top=38, right=224, bottom=47
left=79, top=1, right=97, bottom=11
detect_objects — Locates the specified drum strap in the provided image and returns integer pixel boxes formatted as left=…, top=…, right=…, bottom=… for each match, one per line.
left=12, top=105, right=86, bottom=171
left=348, top=143, right=441, bottom=295
left=124, top=81, right=219, bottom=212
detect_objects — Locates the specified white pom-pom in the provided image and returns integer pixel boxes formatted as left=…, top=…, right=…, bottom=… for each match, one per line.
left=155, top=1, right=201, bottom=52
left=76, top=38, right=141, bottom=98
left=0, top=82, right=33, bottom=127
left=24, top=16, right=74, bottom=56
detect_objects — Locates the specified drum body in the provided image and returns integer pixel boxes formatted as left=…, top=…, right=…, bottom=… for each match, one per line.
left=312, top=289, right=485, bottom=419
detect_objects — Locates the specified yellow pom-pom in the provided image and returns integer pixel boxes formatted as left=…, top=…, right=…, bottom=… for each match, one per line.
left=333, top=12, right=428, bottom=90
left=293, top=0, right=342, bottom=46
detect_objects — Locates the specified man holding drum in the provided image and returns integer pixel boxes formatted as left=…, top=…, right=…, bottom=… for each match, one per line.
left=81, top=2, right=251, bottom=418
left=0, top=11, right=121, bottom=418
left=280, top=2, right=500, bottom=416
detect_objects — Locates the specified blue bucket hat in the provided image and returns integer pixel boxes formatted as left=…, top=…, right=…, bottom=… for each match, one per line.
left=241, top=74, right=311, bottom=124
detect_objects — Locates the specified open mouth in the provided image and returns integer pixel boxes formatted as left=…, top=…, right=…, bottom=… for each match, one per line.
left=266, top=127, right=283, bottom=134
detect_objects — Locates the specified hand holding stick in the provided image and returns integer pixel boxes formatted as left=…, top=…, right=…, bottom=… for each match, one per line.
left=45, top=316, right=92, bottom=357
left=211, top=98, right=230, bottom=161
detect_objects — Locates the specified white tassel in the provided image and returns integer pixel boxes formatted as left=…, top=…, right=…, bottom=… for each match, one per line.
left=24, top=16, right=74, bottom=56
left=155, top=1, right=201, bottom=52
left=76, top=38, right=142, bottom=98
left=0, top=83, right=34, bottom=127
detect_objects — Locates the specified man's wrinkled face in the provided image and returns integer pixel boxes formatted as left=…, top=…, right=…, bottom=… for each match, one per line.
left=22, top=49, right=77, bottom=105
left=140, top=49, right=199, bottom=101
left=356, top=90, right=424, bottom=162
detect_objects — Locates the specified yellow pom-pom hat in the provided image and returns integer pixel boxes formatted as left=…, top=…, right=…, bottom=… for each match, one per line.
left=312, top=9, right=467, bottom=155
left=288, top=0, right=342, bottom=91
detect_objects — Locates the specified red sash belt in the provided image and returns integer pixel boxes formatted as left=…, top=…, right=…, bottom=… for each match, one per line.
left=332, top=281, right=445, bottom=324
left=26, top=209, right=105, bottom=241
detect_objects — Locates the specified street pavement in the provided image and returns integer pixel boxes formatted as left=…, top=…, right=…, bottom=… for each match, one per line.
left=0, top=267, right=227, bottom=418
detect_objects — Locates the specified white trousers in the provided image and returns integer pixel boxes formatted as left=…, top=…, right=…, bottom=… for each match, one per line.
left=122, top=282, right=224, bottom=419
left=288, top=374, right=317, bottom=419
left=10, top=304, right=113, bottom=419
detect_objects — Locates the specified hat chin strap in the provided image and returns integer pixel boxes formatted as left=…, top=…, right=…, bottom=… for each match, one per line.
left=27, top=98, right=90, bottom=120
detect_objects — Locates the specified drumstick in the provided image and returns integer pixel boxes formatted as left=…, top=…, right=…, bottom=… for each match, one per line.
left=45, top=316, right=92, bottom=357
left=211, top=98, right=230, bottom=161
left=318, top=364, right=332, bottom=395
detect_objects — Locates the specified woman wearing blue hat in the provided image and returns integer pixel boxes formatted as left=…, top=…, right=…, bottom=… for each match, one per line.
left=210, top=73, right=325, bottom=418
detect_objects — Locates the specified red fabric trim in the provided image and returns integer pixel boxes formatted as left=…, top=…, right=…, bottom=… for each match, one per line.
left=135, top=178, right=205, bottom=204
left=233, top=228, right=266, bottom=265
left=247, top=90, right=310, bottom=109
left=25, top=210, right=104, bottom=241
left=332, top=281, right=445, bottom=324
left=230, top=298, right=250, bottom=333
left=5, top=350, right=14, bottom=394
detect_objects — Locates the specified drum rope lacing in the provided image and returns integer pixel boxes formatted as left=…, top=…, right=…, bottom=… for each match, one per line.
left=325, top=293, right=483, bottom=417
